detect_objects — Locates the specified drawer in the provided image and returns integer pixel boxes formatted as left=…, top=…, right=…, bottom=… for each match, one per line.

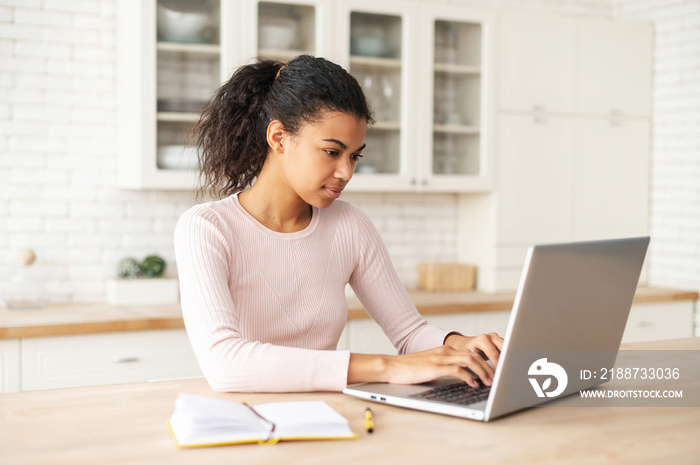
left=622, top=301, right=694, bottom=343
left=21, top=329, right=202, bottom=391
left=346, top=319, right=397, bottom=355
left=0, top=339, right=20, bottom=393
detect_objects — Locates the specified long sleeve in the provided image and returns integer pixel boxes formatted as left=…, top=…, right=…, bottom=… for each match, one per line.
left=348, top=209, right=449, bottom=354
left=174, top=204, right=350, bottom=393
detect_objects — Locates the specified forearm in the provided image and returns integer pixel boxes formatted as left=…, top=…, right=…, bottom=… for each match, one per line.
left=347, top=353, right=391, bottom=385
left=197, top=338, right=351, bottom=392
left=347, top=346, right=497, bottom=387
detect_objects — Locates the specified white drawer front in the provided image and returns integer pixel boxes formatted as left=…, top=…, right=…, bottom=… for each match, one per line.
left=0, top=339, right=21, bottom=393
left=347, top=319, right=397, bottom=355
left=622, top=302, right=694, bottom=344
left=21, top=329, right=202, bottom=391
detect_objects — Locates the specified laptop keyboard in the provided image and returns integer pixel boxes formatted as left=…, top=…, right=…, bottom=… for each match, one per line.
left=409, top=382, right=491, bottom=406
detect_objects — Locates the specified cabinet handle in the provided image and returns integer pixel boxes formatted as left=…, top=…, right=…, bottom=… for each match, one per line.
left=531, top=104, right=546, bottom=113
left=637, top=321, right=653, bottom=328
left=421, top=179, right=428, bottom=186
left=112, top=356, right=140, bottom=363
left=410, top=178, right=416, bottom=186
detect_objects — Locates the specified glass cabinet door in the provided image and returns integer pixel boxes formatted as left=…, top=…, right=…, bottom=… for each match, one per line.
left=257, top=2, right=316, bottom=61
left=348, top=11, right=403, bottom=178
left=421, top=3, right=494, bottom=191
left=155, top=0, right=221, bottom=171
left=431, top=19, right=482, bottom=177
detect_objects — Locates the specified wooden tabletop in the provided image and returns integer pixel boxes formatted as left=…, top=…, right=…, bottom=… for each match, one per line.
left=1, top=286, right=697, bottom=339
left=1, top=337, right=698, bottom=465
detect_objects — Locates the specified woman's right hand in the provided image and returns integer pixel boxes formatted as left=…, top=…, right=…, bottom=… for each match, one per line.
left=348, top=345, right=496, bottom=388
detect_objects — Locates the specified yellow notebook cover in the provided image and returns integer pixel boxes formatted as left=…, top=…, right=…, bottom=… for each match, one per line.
left=169, top=393, right=358, bottom=448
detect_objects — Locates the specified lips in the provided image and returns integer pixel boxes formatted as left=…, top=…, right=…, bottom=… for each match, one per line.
left=323, top=186, right=343, bottom=199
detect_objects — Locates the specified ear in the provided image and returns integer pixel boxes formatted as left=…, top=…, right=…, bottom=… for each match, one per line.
left=266, top=119, right=287, bottom=155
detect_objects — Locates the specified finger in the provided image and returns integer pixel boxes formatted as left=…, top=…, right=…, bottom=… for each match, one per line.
left=472, top=333, right=503, bottom=366
left=449, top=366, right=479, bottom=388
left=478, top=340, right=501, bottom=368
left=475, top=346, right=500, bottom=369
left=431, top=352, right=484, bottom=388
left=489, top=332, right=504, bottom=350
left=457, top=354, right=495, bottom=386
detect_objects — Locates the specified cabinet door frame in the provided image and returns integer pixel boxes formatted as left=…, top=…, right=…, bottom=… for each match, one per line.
left=417, top=3, right=496, bottom=193
left=117, top=0, right=237, bottom=190
left=336, top=0, right=420, bottom=192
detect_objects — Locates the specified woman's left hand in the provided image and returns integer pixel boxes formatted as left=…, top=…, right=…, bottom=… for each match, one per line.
left=443, top=333, right=504, bottom=369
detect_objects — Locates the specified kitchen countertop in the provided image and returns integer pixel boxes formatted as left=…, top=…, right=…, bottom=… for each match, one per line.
left=0, top=286, right=696, bottom=339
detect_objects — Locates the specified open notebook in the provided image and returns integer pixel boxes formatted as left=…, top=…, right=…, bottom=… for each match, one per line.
left=169, top=393, right=358, bottom=447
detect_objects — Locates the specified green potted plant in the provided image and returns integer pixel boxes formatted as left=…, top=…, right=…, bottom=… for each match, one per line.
left=107, top=255, right=179, bottom=306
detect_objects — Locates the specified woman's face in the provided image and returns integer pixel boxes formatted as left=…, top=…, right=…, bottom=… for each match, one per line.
left=274, top=110, right=367, bottom=209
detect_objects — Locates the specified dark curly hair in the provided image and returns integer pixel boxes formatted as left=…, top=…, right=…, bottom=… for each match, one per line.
left=192, top=55, right=374, bottom=199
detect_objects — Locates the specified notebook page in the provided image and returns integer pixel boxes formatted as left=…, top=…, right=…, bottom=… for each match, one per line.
left=170, top=393, right=271, bottom=445
left=255, top=401, right=355, bottom=439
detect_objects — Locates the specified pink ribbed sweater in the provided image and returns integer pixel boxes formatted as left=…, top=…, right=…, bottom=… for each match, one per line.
left=174, top=193, right=449, bottom=392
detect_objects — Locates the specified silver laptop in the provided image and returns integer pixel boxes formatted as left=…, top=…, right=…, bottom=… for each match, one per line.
left=343, top=237, right=650, bottom=422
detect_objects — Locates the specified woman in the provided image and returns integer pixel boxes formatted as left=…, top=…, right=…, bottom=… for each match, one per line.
left=174, top=55, right=503, bottom=393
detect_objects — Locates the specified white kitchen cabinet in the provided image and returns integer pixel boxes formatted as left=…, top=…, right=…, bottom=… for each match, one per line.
left=337, top=0, right=494, bottom=192
left=21, top=329, right=202, bottom=391
left=335, top=0, right=417, bottom=191
left=622, top=301, right=694, bottom=344
left=117, top=0, right=493, bottom=193
left=495, top=115, right=650, bottom=246
left=576, top=19, right=652, bottom=117
left=498, top=11, right=652, bottom=118
left=572, top=118, right=650, bottom=241
left=460, top=11, right=652, bottom=293
left=117, top=0, right=237, bottom=189
left=496, top=114, right=574, bottom=245
left=0, top=339, right=20, bottom=393
left=417, top=3, right=495, bottom=192
left=498, top=11, right=576, bottom=114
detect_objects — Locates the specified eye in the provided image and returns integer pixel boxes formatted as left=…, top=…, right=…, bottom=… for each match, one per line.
left=351, top=153, right=364, bottom=161
left=324, top=149, right=339, bottom=157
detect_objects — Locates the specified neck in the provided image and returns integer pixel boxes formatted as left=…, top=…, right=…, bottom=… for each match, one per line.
left=238, top=169, right=312, bottom=233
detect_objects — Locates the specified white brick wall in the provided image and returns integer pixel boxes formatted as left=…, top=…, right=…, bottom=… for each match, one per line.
left=611, top=0, right=700, bottom=334
left=7, top=0, right=672, bottom=306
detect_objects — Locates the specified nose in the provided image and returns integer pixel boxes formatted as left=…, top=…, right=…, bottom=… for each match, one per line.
left=334, top=155, right=354, bottom=181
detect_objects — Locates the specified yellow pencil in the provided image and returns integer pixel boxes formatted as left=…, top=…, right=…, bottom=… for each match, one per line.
left=364, top=407, right=374, bottom=434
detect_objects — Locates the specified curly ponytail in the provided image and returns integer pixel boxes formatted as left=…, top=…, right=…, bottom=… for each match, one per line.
left=193, top=55, right=373, bottom=199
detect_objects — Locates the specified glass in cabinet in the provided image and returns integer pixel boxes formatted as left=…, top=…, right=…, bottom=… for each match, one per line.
left=117, top=0, right=236, bottom=189
left=243, top=0, right=333, bottom=63
left=350, top=12, right=402, bottom=177
left=425, top=7, right=493, bottom=191
left=338, top=1, right=492, bottom=192
left=156, top=0, right=220, bottom=171
left=257, top=2, right=316, bottom=60
left=432, top=20, right=482, bottom=176
left=336, top=0, right=415, bottom=191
